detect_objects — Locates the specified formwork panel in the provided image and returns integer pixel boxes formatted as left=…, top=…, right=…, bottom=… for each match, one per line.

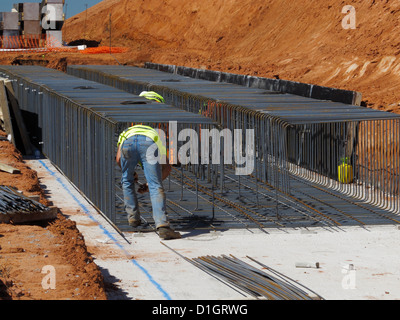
left=46, top=30, right=62, bottom=47
left=41, top=3, right=64, bottom=21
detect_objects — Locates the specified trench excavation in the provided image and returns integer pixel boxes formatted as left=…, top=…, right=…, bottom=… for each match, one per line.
left=1, top=65, right=400, bottom=234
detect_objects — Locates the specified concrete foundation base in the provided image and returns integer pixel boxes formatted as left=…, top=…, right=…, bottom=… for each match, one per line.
left=26, top=158, right=400, bottom=300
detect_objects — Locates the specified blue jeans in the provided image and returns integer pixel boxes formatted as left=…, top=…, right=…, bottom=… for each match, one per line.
left=120, top=135, right=169, bottom=228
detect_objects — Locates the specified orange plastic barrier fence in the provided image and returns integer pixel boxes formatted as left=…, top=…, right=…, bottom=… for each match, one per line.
left=0, top=34, right=77, bottom=53
left=80, top=46, right=128, bottom=54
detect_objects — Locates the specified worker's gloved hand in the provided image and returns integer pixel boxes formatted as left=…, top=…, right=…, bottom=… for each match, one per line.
left=137, top=183, right=149, bottom=194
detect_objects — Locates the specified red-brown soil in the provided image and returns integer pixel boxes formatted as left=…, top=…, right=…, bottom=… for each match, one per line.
left=0, top=215, right=107, bottom=300
left=2, top=0, right=400, bottom=112
left=61, top=0, right=400, bottom=113
left=0, top=130, right=107, bottom=300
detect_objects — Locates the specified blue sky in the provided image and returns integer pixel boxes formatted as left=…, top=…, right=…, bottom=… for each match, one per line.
left=0, top=0, right=103, bottom=19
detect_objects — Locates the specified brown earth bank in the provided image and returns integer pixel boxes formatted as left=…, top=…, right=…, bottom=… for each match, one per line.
left=0, top=215, right=107, bottom=300
left=60, top=0, right=400, bottom=113
left=1, top=0, right=400, bottom=113
left=0, top=130, right=107, bottom=300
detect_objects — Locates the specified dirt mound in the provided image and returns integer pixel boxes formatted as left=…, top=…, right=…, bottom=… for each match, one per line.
left=62, top=0, right=400, bottom=112
left=0, top=132, right=107, bottom=300
left=0, top=130, right=49, bottom=205
left=0, top=214, right=107, bottom=300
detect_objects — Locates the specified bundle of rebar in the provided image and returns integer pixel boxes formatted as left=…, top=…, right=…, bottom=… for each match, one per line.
left=161, top=241, right=323, bottom=300
left=191, top=254, right=323, bottom=300
left=0, top=186, right=48, bottom=214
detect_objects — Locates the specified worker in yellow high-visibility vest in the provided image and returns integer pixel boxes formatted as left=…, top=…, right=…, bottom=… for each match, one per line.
left=116, top=91, right=181, bottom=240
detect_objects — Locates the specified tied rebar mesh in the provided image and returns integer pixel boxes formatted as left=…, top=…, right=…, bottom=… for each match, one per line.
left=66, top=65, right=400, bottom=215
left=2, top=65, right=400, bottom=233
left=0, top=65, right=215, bottom=226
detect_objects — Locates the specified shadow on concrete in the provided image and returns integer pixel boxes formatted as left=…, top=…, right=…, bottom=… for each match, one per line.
left=99, top=266, right=131, bottom=300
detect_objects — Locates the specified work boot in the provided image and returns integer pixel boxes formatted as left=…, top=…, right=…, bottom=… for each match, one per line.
left=158, top=227, right=181, bottom=240
left=128, top=219, right=141, bottom=227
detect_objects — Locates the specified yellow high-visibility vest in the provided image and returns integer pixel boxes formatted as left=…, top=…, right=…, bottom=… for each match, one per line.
left=118, top=125, right=166, bottom=156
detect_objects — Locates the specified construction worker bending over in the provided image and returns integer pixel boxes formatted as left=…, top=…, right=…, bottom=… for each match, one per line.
left=116, top=92, right=180, bottom=240
left=116, top=124, right=181, bottom=240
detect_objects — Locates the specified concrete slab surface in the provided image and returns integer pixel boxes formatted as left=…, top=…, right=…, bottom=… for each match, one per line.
left=27, top=159, right=400, bottom=300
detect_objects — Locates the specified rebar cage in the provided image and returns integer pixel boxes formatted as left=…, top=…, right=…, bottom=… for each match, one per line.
left=67, top=65, right=400, bottom=214
left=0, top=66, right=215, bottom=225
left=1, top=65, right=400, bottom=233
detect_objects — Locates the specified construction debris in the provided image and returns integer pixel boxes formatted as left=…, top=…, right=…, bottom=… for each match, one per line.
left=0, top=185, right=57, bottom=224
left=0, top=163, right=20, bottom=174
left=295, top=262, right=320, bottom=269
